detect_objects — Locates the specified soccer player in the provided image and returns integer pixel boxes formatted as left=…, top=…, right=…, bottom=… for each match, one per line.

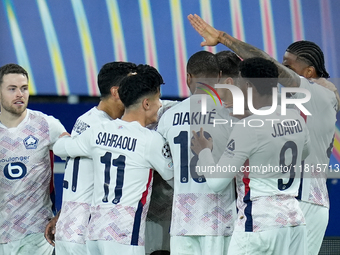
left=191, top=58, right=311, bottom=255
left=188, top=14, right=337, bottom=254
left=0, top=63, right=66, bottom=255
left=45, top=62, right=137, bottom=255
left=157, top=51, right=238, bottom=255
left=283, top=40, right=337, bottom=254
left=215, top=50, right=241, bottom=107
left=53, top=64, right=174, bottom=255
left=283, top=40, right=340, bottom=111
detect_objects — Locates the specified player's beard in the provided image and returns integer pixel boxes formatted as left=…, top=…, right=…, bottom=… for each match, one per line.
left=0, top=99, right=28, bottom=117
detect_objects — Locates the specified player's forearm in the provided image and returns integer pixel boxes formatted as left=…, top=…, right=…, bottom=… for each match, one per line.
left=53, top=137, right=72, bottom=159
left=218, top=31, right=270, bottom=60
left=217, top=31, right=299, bottom=88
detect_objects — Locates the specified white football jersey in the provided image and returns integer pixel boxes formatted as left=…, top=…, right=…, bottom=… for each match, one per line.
left=157, top=94, right=237, bottom=236
left=53, top=119, right=173, bottom=246
left=199, top=106, right=310, bottom=232
left=292, top=77, right=337, bottom=208
left=56, top=107, right=112, bottom=244
left=0, top=109, right=66, bottom=243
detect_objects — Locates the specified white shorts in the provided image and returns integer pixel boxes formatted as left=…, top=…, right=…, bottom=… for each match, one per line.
left=170, top=235, right=231, bottom=255
left=145, top=221, right=171, bottom=255
left=299, top=201, right=329, bottom=255
left=86, top=240, right=145, bottom=255
left=228, top=226, right=307, bottom=255
left=55, top=240, right=86, bottom=255
left=0, top=233, right=54, bottom=255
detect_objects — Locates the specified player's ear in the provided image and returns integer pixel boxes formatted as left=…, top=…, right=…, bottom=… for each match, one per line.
left=306, top=66, right=317, bottom=79
left=110, top=86, right=119, bottom=98
left=224, top=77, right=234, bottom=85
left=186, top=73, right=192, bottom=87
left=142, top=97, right=150, bottom=110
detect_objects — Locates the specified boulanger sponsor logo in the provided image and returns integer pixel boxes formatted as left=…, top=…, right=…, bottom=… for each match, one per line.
left=23, top=135, right=39, bottom=149
left=0, top=156, right=30, bottom=163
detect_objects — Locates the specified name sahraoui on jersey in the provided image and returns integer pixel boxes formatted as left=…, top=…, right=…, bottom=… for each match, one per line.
left=96, top=132, right=137, bottom=151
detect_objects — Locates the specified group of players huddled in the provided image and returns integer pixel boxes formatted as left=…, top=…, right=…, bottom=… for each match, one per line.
left=0, top=14, right=338, bottom=255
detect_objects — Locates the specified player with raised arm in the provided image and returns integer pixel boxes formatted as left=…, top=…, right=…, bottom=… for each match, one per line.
left=53, top=64, right=174, bottom=255
left=0, top=63, right=66, bottom=255
left=157, top=51, right=238, bottom=255
left=191, top=58, right=311, bottom=255
left=44, top=62, right=137, bottom=255
left=187, top=14, right=337, bottom=254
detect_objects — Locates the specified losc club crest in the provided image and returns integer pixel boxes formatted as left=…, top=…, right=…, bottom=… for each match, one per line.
left=23, top=135, right=39, bottom=149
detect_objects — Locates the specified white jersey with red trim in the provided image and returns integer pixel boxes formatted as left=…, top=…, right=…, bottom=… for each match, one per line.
left=56, top=107, right=112, bottom=244
left=292, top=77, right=337, bottom=208
left=199, top=106, right=310, bottom=232
left=53, top=119, right=173, bottom=246
left=0, top=109, right=66, bottom=243
left=157, top=94, right=237, bottom=236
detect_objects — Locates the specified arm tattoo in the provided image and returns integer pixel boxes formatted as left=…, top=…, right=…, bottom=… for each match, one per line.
left=219, top=32, right=299, bottom=87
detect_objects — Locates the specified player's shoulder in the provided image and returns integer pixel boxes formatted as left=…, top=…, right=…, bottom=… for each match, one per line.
left=158, top=98, right=189, bottom=130
left=27, top=108, right=59, bottom=122
left=78, top=107, right=111, bottom=122
left=299, top=76, right=335, bottom=98
left=161, top=98, right=190, bottom=117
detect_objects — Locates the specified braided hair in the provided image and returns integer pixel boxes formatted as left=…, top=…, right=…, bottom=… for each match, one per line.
left=286, top=40, right=330, bottom=78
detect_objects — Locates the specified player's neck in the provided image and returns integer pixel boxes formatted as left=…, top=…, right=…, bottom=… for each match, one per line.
left=190, top=77, right=219, bottom=95
left=0, top=109, right=27, bottom=128
left=251, top=95, right=273, bottom=110
left=121, top=109, right=147, bottom=127
left=97, top=100, right=123, bottom=120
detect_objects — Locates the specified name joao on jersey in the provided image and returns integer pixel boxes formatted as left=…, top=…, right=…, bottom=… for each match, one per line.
left=96, top=132, right=137, bottom=151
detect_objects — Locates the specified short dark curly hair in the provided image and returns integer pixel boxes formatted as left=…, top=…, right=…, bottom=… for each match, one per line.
left=215, top=50, right=241, bottom=78
left=0, top=63, right=28, bottom=86
left=97, top=62, right=137, bottom=98
left=187, top=51, right=219, bottom=78
left=239, top=58, right=278, bottom=96
left=118, top=64, right=164, bottom=108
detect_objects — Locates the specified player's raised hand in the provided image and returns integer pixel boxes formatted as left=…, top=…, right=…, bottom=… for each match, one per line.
left=187, top=14, right=220, bottom=47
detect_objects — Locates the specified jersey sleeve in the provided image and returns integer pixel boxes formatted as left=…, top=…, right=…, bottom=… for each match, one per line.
left=302, top=121, right=311, bottom=161
left=145, top=131, right=174, bottom=181
left=44, top=115, right=67, bottom=149
left=53, top=128, right=93, bottom=159
left=298, top=77, right=337, bottom=111
left=155, top=111, right=168, bottom=137
left=198, top=125, right=256, bottom=193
